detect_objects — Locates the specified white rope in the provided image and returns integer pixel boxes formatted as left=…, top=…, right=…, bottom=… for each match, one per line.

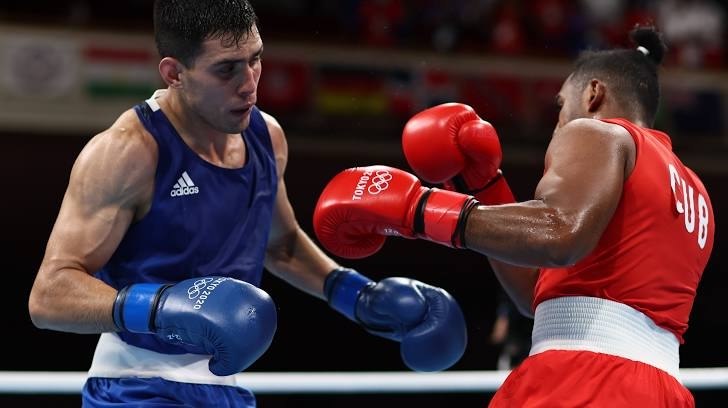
left=0, top=368, right=727, bottom=394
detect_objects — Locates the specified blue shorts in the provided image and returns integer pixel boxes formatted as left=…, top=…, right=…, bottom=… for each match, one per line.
left=82, top=377, right=256, bottom=407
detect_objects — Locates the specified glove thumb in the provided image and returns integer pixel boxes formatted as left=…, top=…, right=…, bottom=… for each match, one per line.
left=400, top=287, right=467, bottom=372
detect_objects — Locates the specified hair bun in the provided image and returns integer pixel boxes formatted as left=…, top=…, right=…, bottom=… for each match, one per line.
left=630, top=25, right=667, bottom=65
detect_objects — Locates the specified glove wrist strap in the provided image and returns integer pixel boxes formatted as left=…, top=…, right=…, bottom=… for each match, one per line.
left=112, top=283, right=166, bottom=333
left=414, top=189, right=479, bottom=248
left=324, top=268, right=373, bottom=322
left=452, top=198, right=479, bottom=249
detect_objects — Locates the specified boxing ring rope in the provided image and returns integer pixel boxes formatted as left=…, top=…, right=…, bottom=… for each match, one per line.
left=2, top=368, right=727, bottom=394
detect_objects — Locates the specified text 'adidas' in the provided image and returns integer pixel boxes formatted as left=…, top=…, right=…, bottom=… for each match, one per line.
left=171, top=171, right=200, bottom=197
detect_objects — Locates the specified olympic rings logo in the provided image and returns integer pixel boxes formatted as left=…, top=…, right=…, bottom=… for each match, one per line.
left=351, top=168, right=394, bottom=201
left=187, top=277, right=215, bottom=299
left=367, top=170, right=392, bottom=194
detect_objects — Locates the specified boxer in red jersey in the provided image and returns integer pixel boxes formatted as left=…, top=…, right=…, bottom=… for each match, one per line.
left=314, top=25, right=714, bottom=407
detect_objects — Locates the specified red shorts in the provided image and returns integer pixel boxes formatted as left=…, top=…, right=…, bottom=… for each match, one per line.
left=488, top=350, right=694, bottom=407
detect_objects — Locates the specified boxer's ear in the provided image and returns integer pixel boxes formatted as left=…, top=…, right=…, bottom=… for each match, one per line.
left=586, top=79, right=605, bottom=113
left=159, top=57, right=184, bottom=88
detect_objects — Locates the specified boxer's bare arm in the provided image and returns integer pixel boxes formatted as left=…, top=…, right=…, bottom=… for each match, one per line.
left=462, top=119, right=634, bottom=312
left=29, top=110, right=156, bottom=333
left=260, top=111, right=338, bottom=299
left=465, top=119, right=633, bottom=265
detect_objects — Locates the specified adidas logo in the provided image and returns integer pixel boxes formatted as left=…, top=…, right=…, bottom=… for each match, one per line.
left=170, top=171, right=200, bottom=197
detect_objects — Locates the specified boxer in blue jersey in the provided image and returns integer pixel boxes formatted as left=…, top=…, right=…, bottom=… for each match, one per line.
left=28, top=1, right=468, bottom=406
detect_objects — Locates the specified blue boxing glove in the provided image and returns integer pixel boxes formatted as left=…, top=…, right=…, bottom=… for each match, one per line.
left=325, top=267, right=467, bottom=372
left=113, top=276, right=277, bottom=376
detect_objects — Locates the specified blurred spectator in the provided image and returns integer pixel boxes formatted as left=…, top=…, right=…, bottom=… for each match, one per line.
left=657, top=0, right=726, bottom=69
left=489, top=288, right=533, bottom=370
left=488, top=0, right=528, bottom=55
left=579, top=0, right=628, bottom=49
left=414, top=0, right=464, bottom=52
left=457, top=0, right=500, bottom=50
left=357, top=0, right=406, bottom=47
left=526, top=0, right=580, bottom=56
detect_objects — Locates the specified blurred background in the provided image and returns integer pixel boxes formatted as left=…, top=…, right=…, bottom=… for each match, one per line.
left=2, top=0, right=726, bottom=406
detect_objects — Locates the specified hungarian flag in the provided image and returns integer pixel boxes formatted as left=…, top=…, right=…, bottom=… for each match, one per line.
left=81, top=45, right=161, bottom=100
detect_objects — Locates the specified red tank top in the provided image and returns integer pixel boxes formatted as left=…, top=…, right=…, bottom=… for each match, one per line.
left=534, top=118, right=714, bottom=343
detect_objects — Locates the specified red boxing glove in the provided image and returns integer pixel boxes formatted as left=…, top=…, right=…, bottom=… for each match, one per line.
left=402, top=103, right=516, bottom=205
left=313, top=165, right=479, bottom=259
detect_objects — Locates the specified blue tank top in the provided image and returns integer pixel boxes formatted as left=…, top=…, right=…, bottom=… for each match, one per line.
left=95, top=94, right=278, bottom=353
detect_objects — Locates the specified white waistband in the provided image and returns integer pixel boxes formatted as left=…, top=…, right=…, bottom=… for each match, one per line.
left=87, top=332, right=238, bottom=386
left=530, top=296, right=680, bottom=379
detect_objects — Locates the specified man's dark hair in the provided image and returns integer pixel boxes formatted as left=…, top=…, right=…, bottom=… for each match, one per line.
left=153, top=0, right=259, bottom=67
left=570, top=25, right=667, bottom=126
